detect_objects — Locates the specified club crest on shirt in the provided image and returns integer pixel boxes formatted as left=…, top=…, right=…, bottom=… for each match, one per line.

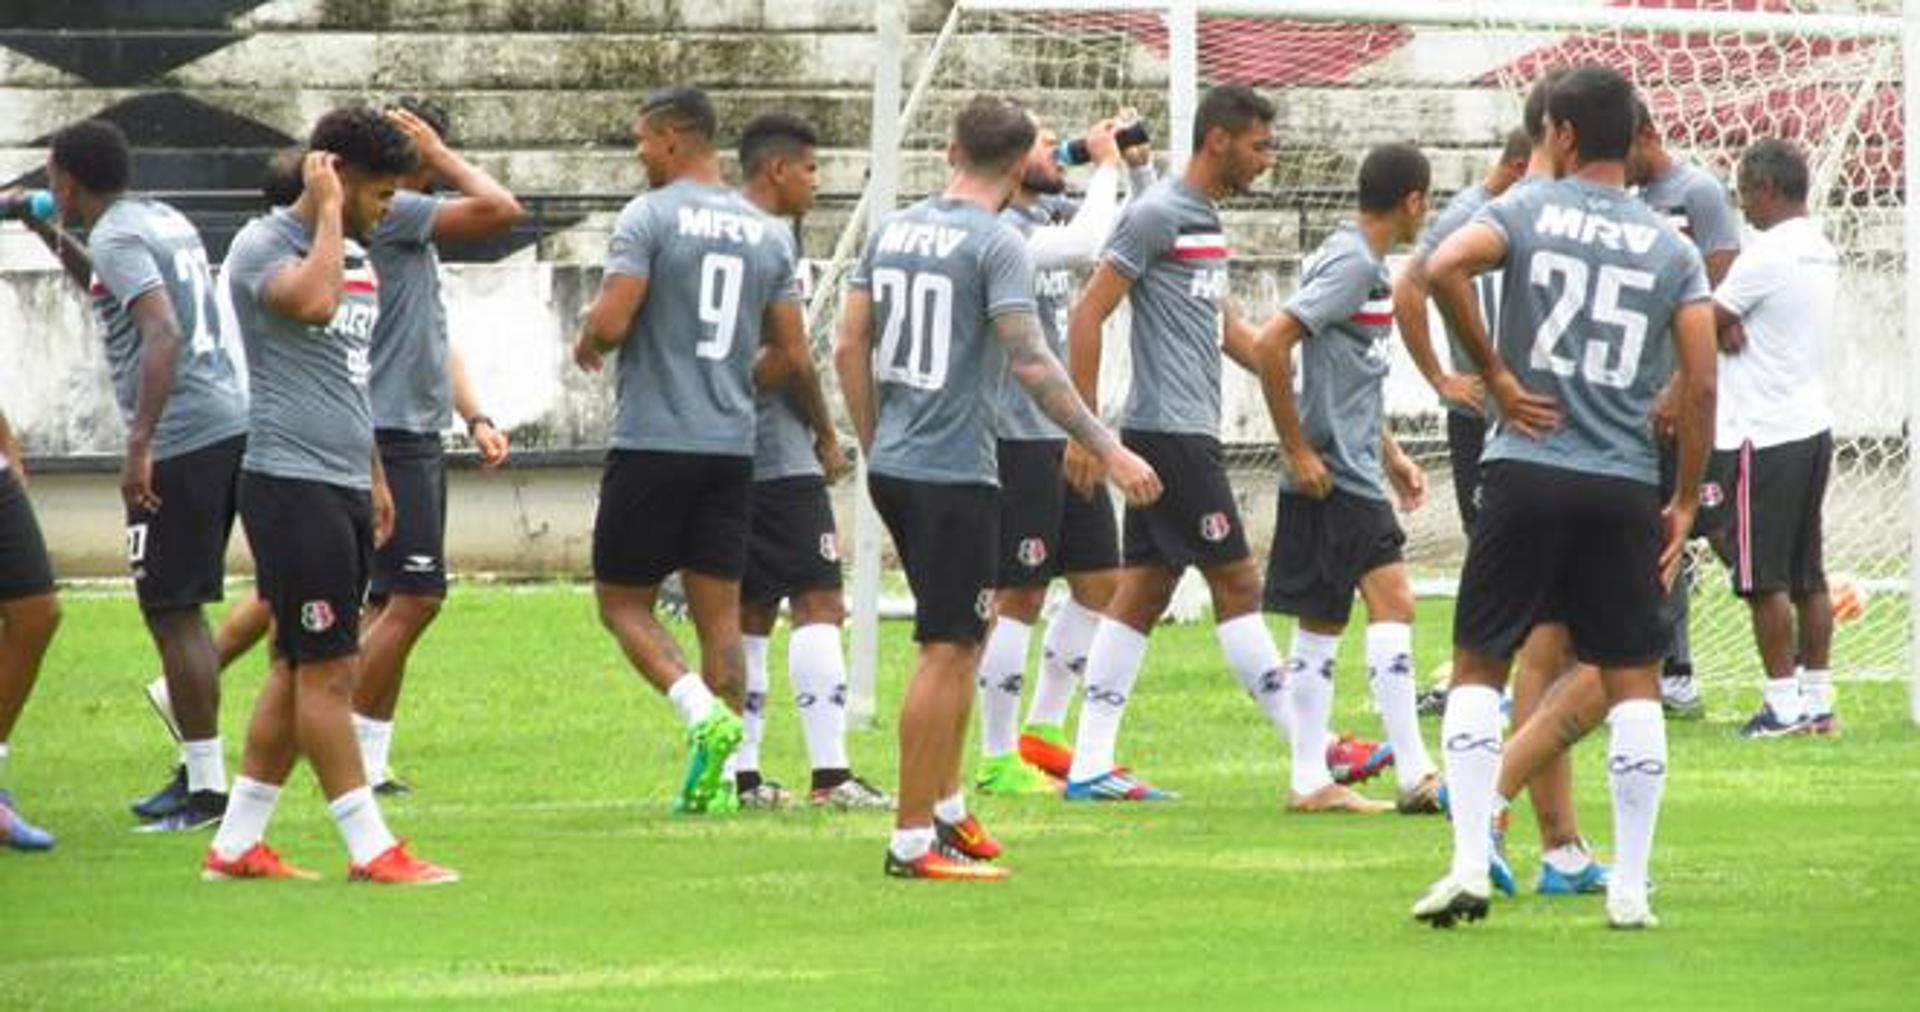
left=300, top=600, right=336, bottom=633
left=1199, top=511, right=1232, bottom=543
left=1017, top=537, right=1048, bottom=569
left=1699, top=482, right=1724, bottom=509
left=818, top=533, right=840, bottom=562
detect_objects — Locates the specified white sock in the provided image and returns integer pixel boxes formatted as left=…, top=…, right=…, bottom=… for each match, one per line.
left=182, top=737, right=228, bottom=794
left=328, top=785, right=399, bottom=866
left=667, top=674, right=716, bottom=728
left=1797, top=666, right=1835, bottom=717
left=352, top=714, right=394, bottom=782
left=1030, top=599, right=1098, bottom=727
left=1367, top=623, right=1435, bottom=785
left=1763, top=677, right=1806, bottom=723
left=977, top=617, right=1031, bottom=760
left=1066, top=620, right=1149, bottom=782
left=738, top=634, right=770, bottom=774
left=1284, top=629, right=1340, bottom=795
left=789, top=624, right=850, bottom=772
left=890, top=825, right=935, bottom=862
left=1217, top=613, right=1292, bottom=738
left=933, top=791, right=969, bottom=824
left=1606, top=698, right=1667, bottom=899
left=1542, top=839, right=1593, bottom=875
left=211, top=776, right=281, bottom=861
left=1442, top=685, right=1503, bottom=886
left=0, top=741, right=10, bottom=791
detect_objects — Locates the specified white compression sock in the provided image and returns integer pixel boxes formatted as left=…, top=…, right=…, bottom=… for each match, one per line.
left=933, top=792, right=968, bottom=824
left=328, top=785, right=399, bottom=866
left=1030, top=599, right=1099, bottom=728
left=1367, top=623, right=1435, bottom=785
left=667, top=674, right=716, bottom=728
left=738, top=634, right=770, bottom=774
left=182, top=737, right=228, bottom=794
left=1443, top=685, right=1504, bottom=887
left=1217, top=613, right=1292, bottom=739
left=890, top=826, right=935, bottom=862
left=352, top=714, right=394, bottom=782
left=977, top=617, right=1032, bottom=760
left=1798, top=667, right=1835, bottom=717
left=1285, top=629, right=1340, bottom=796
left=1066, top=620, right=1150, bottom=783
left=788, top=624, right=850, bottom=772
left=210, top=776, right=281, bottom=861
left=1763, top=677, right=1807, bottom=723
left=1607, top=698, right=1667, bottom=899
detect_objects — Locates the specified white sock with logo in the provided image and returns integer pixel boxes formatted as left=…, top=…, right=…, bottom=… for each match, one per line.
left=1030, top=599, right=1098, bottom=728
left=1066, top=620, right=1149, bottom=783
left=182, top=737, right=228, bottom=794
left=1367, top=623, right=1434, bottom=785
left=352, top=714, right=393, bottom=783
left=1442, top=685, right=1504, bottom=887
left=1217, top=613, right=1292, bottom=738
left=1285, top=629, right=1340, bottom=795
left=738, top=635, right=770, bottom=774
left=210, top=776, right=281, bottom=861
left=788, top=624, right=850, bottom=772
left=977, top=617, right=1031, bottom=760
left=1607, top=698, right=1667, bottom=899
left=328, top=785, right=398, bottom=866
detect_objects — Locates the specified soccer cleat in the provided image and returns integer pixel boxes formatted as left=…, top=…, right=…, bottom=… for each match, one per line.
left=935, top=814, right=1003, bottom=863
left=974, top=753, right=1059, bottom=797
left=349, top=841, right=459, bottom=885
left=0, top=791, right=55, bottom=851
left=1287, top=783, right=1393, bottom=814
left=145, top=675, right=183, bottom=743
left=1412, top=874, right=1491, bottom=928
left=130, top=765, right=189, bottom=820
left=1806, top=711, right=1840, bottom=737
left=201, top=843, right=318, bottom=881
left=1606, top=889, right=1659, bottom=930
left=1415, top=684, right=1449, bottom=717
left=1490, top=825, right=1518, bottom=897
left=1661, top=675, right=1705, bottom=721
left=1539, top=860, right=1611, bottom=896
left=1395, top=773, right=1445, bottom=815
left=1327, top=735, right=1394, bottom=786
left=738, top=780, right=792, bottom=810
left=1018, top=723, right=1075, bottom=780
left=884, top=847, right=1010, bottom=882
left=136, top=790, right=227, bottom=833
left=1739, top=705, right=1810, bottom=739
left=1064, top=767, right=1175, bottom=802
left=809, top=775, right=894, bottom=811
left=372, top=777, right=413, bottom=798
left=676, top=710, right=744, bottom=814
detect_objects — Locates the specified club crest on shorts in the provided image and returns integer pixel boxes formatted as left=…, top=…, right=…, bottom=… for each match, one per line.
left=1198, top=511, right=1232, bottom=543
left=1017, top=536, right=1048, bottom=569
left=1699, top=482, right=1724, bottom=509
left=819, top=533, right=840, bottom=562
left=975, top=589, right=993, bottom=620
left=300, top=600, right=336, bottom=634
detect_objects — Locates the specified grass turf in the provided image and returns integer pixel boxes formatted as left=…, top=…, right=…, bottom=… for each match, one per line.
left=1, top=585, right=1916, bottom=1010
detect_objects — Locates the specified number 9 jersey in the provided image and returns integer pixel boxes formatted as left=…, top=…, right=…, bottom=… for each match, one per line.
left=603, top=180, right=802, bottom=456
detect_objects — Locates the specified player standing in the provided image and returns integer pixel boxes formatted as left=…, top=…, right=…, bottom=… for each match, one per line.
left=834, top=94, right=1159, bottom=880
left=574, top=87, right=820, bottom=813
left=207, top=108, right=455, bottom=883
left=1412, top=65, right=1715, bottom=929
left=0, top=407, right=60, bottom=851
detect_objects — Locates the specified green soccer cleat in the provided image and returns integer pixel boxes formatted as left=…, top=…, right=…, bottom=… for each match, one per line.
left=973, top=753, right=1059, bottom=797
left=676, top=710, right=745, bottom=814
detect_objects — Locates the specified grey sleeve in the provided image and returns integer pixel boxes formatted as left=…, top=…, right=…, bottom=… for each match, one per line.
left=1101, top=194, right=1175, bottom=281
left=1416, top=194, right=1477, bottom=258
left=604, top=198, right=659, bottom=279
left=1284, top=247, right=1371, bottom=336
left=847, top=229, right=878, bottom=292
left=982, top=227, right=1038, bottom=319
left=225, top=230, right=298, bottom=305
left=89, top=226, right=164, bottom=304
left=1686, top=177, right=1742, bottom=255
left=377, top=190, right=441, bottom=247
left=1664, top=241, right=1712, bottom=307
left=773, top=234, right=803, bottom=303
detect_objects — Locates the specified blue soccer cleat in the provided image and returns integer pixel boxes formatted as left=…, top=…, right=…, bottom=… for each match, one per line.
left=1538, top=859, right=1611, bottom=896
left=0, top=791, right=55, bottom=852
left=1739, top=705, right=1809, bottom=740
left=1064, top=767, right=1175, bottom=802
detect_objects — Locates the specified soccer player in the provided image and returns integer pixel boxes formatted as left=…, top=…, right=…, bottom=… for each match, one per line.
left=1696, top=139, right=1840, bottom=737
left=1411, top=65, right=1715, bottom=930
left=28, top=121, right=251, bottom=833
left=207, top=108, right=455, bottom=883
left=1629, top=98, right=1743, bottom=720
left=731, top=111, right=891, bottom=811
left=352, top=97, right=521, bottom=794
left=574, top=87, right=821, bottom=813
left=1252, top=142, right=1438, bottom=815
left=0, top=407, right=60, bottom=851
left=833, top=94, right=1160, bottom=880
left=974, top=111, right=1155, bottom=796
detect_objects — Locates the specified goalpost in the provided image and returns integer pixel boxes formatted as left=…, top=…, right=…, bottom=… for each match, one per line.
left=834, top=0, right=1918, bottom=724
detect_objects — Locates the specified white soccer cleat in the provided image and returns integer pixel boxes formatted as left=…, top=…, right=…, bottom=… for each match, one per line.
left=145, top=675, right=183, bottom=743
left=1606, top=887, right=1660, bottom=930
left=1411, top=873, right=1491, bottom=928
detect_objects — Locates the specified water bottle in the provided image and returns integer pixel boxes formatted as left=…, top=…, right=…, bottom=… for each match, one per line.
left=0, top=190, right=55, bottom=222
left=1056, top=121, right=1152, bottom=166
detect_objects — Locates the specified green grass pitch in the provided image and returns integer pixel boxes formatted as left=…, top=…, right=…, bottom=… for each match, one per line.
left=2, top=586, right=1916, bottom=1009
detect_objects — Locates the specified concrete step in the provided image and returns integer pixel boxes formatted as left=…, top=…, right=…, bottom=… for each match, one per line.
left=242, top=0, right=954, bottom=33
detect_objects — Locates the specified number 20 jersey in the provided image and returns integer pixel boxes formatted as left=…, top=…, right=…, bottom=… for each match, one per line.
left=1474, top=176, right=1709, bottom=487
left=603, top=179, right=801, bottom=457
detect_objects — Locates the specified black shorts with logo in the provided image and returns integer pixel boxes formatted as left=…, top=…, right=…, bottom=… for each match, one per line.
left=743, top=475, right=842, bottom=605
left=127, top=434, right=244, bottom=613
left=369, top=430, right=449, bottom=601
left=594, top=449, right=753, bottom=587
left=1454, top=460, right=1667, bottom=668
left=1264, top=489, right=1406, bottom=626
left=1119, top=429, right=1250, bottom=571
left=240, top=471, right=372, bottom=664
left=995, top=439, right=1120, bottom=588
left=1699, top=431, right=1831, bottom=599
left=869, top=473, right=997, bottom=644
left=0, top=466, right=54, bottom=603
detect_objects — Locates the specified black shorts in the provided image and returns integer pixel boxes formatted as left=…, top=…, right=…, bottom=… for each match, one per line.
left=1446, top=411, right=1487, bottom=534
left=742, top=475, right=842, bottom=605
left=1454, top=461, right=1667, bottom=668
left=127, top=435, right=243, bottom=613
left=1264, top=490, right=1406, bottom=626
left=1700, top=432, right=1831, bottom=598
left=594, top=449, right=753, bottom=587
left=0, top=467, right=54, bottom=603
left=239, top=471, right=372, bottom=664
left=870, top=473, right=997, bottom=644
left=994, top=439, right=1120, bottom=588
left=1119, top=429, right=1250, bottom=571
left=369, top=431, right=448, bottom=601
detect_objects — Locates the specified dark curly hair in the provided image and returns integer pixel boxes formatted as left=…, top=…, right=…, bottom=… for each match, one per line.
left=49, top=119, right=132, bottom=194
left=308, top=106, right=418, bottom=177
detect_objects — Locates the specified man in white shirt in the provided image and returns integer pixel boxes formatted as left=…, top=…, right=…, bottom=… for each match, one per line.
left=1697, top=139, right=1841, bottom=737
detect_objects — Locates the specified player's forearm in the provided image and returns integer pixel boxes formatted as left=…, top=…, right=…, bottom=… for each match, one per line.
left=448, top=345, right=484, bottom=423
left=1431, top=266, right=1501, bottom=380
left=1393, top=257, right=1447, bottom=387
left=434, top=150, right=525, bottom=234
left=1026, top=165, right=1121, bottom=271
left=1220, top=302, right=1261, bottom=375
left=831, top=341, right=875, bottom=453
left=1066, top=307, right=1105, bottom=415
left=1673, top=373, right=1715, bottom=511
left=790, top=353, right=837, bottom=447
left=274, top=209, right=347, bottom=325
left=1015, top=353, right=1120, bottom=459
left=26, top=218, right=93, bottom=290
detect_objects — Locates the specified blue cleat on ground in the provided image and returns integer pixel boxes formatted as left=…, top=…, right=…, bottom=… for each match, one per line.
left=1740, top=705, right=1810, bottom=740
left=1538, top=860, right=1610, bottom=895
left=0, top=791, right=55, bottom=852
left=1490, top=828, right=1517, bottom=897
left=1063, top=768, right=1175, bottom=802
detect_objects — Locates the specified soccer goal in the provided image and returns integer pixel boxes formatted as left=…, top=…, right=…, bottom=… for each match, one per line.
left=821, top=0, right=1919, bottom=724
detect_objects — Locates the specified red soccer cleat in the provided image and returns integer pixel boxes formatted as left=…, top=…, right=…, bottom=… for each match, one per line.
left=884, top=848, right=1010, bottom=881
left=201, top=843, right=319, bottom=882
left=348, top=841, right=460, bottom=886
left=1017, top=726, right=1075, bottom=780
left=935, top=814, right=1003, bottom=862
left=1327, top=734, right=1395, bottom=786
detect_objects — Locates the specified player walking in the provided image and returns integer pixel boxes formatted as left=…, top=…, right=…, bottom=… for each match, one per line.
left=0, top=407, right=60, bottom=851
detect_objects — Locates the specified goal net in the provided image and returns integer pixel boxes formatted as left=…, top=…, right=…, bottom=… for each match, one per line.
left=825, top=0, right=1910, bottom=699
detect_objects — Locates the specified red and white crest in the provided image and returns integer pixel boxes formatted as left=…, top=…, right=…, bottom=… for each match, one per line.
left=1016, top=537, right=1048, bottom=569
left=300, top=599, right=336, bottom=633
left=1198, top=511, right=1232, bottom=543
left=818, top=532, right=840, bottom=562
left=1699, top=482, right=1724, bottom=509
